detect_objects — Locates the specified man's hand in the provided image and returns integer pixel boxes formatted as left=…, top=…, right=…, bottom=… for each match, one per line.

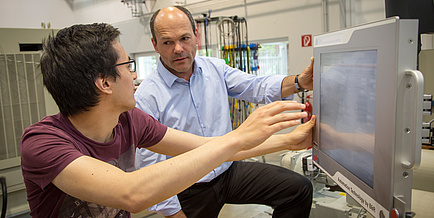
left=165, top=210, right=187, bottom=218
left=283, top=115, right=316, bottom=150
left=231, top=101, right=307, bottom=151
left=298, top=57, right=314, bottom=91
left=281, top=57, right=314, bottom=97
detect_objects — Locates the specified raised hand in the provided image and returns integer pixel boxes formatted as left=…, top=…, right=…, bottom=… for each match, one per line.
left=231, top=101, right=308, bottom=151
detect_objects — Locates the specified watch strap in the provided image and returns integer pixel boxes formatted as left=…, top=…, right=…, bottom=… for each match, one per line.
left=294, top=74, right=304, bottom=91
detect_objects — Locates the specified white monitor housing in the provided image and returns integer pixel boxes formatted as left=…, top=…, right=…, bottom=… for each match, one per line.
left=312, top=17, right=423, bottom=218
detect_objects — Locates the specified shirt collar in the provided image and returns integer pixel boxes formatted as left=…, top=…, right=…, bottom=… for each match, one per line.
left=157, top=57, right=202, bottom=87
left=157, top=58, right=179, bottom=87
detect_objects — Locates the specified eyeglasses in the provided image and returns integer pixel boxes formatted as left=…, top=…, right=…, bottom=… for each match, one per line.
left=113, top=59, right=136, bottom=72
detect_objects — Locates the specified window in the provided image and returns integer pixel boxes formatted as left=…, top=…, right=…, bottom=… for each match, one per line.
left=197, top=39, right=289, bottom=76
left=197, top=44, right=218, bottom=57
left=256, top=41, right=288, bottom=76
left=134, top=52, right=158, bottom=83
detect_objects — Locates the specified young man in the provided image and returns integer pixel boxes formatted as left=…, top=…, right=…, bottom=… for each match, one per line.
left=20, top=23, right=315, bottom=217
left=134, top=6, right=315, bottom=218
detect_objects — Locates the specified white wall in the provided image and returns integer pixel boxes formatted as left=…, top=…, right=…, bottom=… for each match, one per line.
left=72, top=0, right=134, bottom=25
left=0, top=0, right=133, bottom=29
left=0, top=0, right=75, bottom=29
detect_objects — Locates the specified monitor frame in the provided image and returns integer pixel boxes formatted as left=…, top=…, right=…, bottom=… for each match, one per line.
left=312, top=17, right=423, bottom=218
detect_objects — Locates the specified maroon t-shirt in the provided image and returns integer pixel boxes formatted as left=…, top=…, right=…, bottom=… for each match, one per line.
left=20, top=107, right=167, bottom=217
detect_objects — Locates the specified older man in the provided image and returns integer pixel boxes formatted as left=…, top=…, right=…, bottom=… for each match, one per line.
left=135, top=6, right=314, bottom=218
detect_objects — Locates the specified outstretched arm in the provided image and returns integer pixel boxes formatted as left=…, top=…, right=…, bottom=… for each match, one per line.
left=149, top=104, right=314, bottom=161
left=230, top=115, right=316, bottom=160
left=148, top=101, right=308, bottom=157
left=51, top=101, right=304, bottom=213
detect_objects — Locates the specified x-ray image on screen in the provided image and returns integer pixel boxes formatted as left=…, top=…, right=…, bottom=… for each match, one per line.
left=319, top=50, right=377, bottom=187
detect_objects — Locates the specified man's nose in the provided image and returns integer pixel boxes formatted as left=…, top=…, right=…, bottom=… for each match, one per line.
left=174, top=42, right=183, bottom=53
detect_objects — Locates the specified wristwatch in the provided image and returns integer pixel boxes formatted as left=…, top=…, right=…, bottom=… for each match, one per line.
left=294, top=74, right=304, bottom=92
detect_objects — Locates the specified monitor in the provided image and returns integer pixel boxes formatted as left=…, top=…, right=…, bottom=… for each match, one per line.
left=312, top=17, right=424, bottom=218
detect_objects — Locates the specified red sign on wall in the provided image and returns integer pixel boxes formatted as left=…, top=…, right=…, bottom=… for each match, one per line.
left=301, top=34, right=312, bottom=47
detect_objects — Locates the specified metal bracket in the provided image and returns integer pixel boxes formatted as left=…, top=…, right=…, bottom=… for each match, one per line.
left=423, top=94, right=432, bottom=116
left=422, top=94, right=433, bottom=147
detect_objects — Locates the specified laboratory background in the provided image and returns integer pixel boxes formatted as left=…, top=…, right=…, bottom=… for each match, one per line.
left=0, top=0, right=433, bottom=218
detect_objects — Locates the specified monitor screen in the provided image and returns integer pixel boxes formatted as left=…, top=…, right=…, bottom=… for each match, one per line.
left=320, top=50, right=377, bottom=187
left=312, top=17, right=422, bottom=218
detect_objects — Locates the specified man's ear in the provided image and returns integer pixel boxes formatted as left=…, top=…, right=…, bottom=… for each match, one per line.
left=94, top=76, right=113, bottom=94
left=194, top=29, right=199, bottom=45
left=151, top=38, right=159, bottom=53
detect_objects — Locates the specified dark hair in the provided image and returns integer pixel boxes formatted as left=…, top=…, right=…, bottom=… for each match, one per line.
left=40, top=23, right=121, bottom=117
left=150, top=6, right=196, bottom=44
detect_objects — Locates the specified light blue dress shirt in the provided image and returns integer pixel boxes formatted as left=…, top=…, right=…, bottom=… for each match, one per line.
left=134, top=56, right=291, bottom=216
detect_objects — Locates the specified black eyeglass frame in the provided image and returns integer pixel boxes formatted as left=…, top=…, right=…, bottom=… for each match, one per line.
left=113, top=59, right=136, bottom=72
